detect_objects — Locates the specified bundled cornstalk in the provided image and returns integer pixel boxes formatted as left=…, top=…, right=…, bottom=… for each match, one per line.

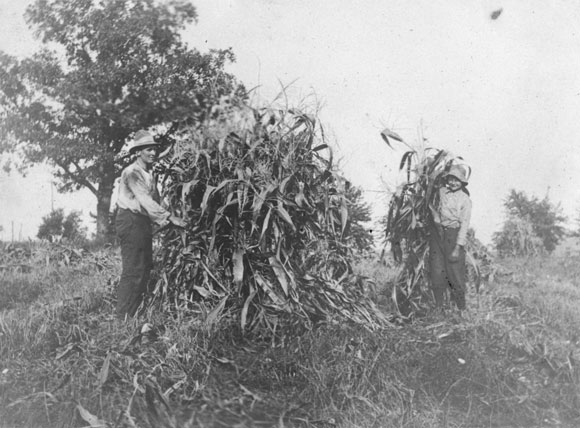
left=493, top=216, right=545, bottom=257
left=381, top=128, right=480, bottom=315
left=152, top=96, right=387, bottom=332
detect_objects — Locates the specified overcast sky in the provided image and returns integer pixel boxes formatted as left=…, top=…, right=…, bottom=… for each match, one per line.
left=1, top=0, right=580, bottom=245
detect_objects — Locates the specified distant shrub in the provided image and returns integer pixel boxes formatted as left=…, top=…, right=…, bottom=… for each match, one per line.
left=493, top=190, right=565, bottom=256
left=493, top=216, right=545, bottom=257
left=37, top=208, right=87, bottom=244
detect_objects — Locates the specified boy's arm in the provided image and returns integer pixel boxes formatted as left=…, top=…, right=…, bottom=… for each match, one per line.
left=456, top=198, right=472, bottom=247
left=449, top=197, right=472, bottom=262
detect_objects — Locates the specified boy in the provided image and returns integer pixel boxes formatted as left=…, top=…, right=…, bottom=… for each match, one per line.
left=429, top=165, right=472, bottom=312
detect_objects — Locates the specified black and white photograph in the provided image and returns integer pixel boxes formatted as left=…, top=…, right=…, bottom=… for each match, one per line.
left=1, top=1, right=579, bottom=427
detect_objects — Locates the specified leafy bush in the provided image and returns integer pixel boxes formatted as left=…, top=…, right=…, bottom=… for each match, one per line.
left=37, top=208, right=87, bottom=244
left=343, top=186, right=374, bottom=254
left=493, top=216, right=545, bottom=257
left=493, top=190, right=565, bottom=256
left=151, top=96, right=386, bottom=332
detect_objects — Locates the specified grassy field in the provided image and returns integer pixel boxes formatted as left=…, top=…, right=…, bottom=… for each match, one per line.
left=1, top=241, right=580, bottom=427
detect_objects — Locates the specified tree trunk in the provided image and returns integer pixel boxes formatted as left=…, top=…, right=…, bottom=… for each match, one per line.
left=95, top=165, right=116, bottom=244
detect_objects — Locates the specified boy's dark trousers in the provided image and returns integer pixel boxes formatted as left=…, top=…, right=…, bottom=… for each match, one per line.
left=115, top=208, right=153, bottom=319
left=429, top=225, right=466, bottom=310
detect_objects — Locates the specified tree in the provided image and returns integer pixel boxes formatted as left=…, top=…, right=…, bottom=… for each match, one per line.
left=493, top=189, right=566, bottom=255
left=37, top=208, right=87, bottom=243
left=0, top=0, right=243, bottom=242
left=343, top=185, right=374, bottom=254
left=572, top=205, right=580, bottom=238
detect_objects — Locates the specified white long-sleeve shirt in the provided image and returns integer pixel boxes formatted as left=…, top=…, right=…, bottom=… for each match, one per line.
left=434, top=187, right=472, bottom=246
left=116, top=162, right=170, bottom=226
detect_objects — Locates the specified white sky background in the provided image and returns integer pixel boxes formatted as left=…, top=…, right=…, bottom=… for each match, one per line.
left=1, top=0, right=580, bottom=245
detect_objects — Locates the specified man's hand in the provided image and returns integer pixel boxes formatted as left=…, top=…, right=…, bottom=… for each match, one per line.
left=169, top=215, right=186, bottom=228
left=448, top=245, right=461, bottom=263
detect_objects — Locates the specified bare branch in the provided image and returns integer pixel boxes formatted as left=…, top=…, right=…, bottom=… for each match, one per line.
left=55, top=160, right=98, bottom=196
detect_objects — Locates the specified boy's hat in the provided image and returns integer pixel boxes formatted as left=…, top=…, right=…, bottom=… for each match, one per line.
left=444, top=165, right=469, bottom=185
left=129, top=130, right=159, bottom=154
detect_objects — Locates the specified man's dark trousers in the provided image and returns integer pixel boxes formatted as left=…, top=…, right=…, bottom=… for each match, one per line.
left=429, top=226, right=466, bottom=310
left=116, top=209, right=153, bottom=319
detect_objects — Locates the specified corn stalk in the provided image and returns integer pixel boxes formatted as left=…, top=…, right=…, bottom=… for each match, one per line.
left=151, top=96, right=387, bottom=332
left=381, top=128, right=479, bottom=315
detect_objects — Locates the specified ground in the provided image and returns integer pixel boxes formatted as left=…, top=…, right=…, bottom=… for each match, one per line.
left=1, top=241, right=580, bottom=427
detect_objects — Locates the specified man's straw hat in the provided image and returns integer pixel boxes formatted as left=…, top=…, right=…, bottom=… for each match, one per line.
left=129, top=130, right=159, bottom=154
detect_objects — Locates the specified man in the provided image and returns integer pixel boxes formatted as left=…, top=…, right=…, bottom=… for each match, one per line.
left=115, top=130, right=185, bottom=319
left=429, top=164, right=472, bottom=312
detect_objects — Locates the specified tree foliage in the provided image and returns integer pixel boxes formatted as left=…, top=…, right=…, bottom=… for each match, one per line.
left=573, top=206, right=580, bottom=238
left=343, top=186, right=374, bottom=254
left=492, top=216, right=545, bottom=258
left=37, top=208, right=87, bottom=243
left=493, top=189, right=566, bottom=255
left=150, top=96, right=386, bottom=332
left=0, top=0, right=243, bottom=241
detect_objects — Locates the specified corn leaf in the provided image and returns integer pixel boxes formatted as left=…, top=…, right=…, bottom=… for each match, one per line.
left=340, top=198, right=348, bottom=235
left=259, top=207, right=272, bottom=243
left=98, top=352, right=112, bottom=389
left=312, top=144, right=328, bottom=152
left=241, top=286, right=258, bottom=330
left=193, top=286, right=210, bottom=298
left=380, top=128, right=404, bottom=147
left=279, top=175, right=293, bottom=193
left=200, top=185, right=216, bottom=215
left=276, top=203, right=296, bottom=231
left=232, top=248, right=244, bottom=287
left=254, top=272, right=286, bottom=306
left=252, top=184, right=277, bottom=222
left=269, top=256, right=290, bottom=296
left=76, top=403, right=106, bottom=427
left=181, top=179, right=199, bottom=206
left=399, top=150, right=415, bottom=171
left=206, top=296, right=228, bottom=326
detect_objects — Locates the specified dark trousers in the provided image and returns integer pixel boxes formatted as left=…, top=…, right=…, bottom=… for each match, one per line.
left=429, top=226, right=466, bottom=310
left=116, top=209, right=153, bottom=319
